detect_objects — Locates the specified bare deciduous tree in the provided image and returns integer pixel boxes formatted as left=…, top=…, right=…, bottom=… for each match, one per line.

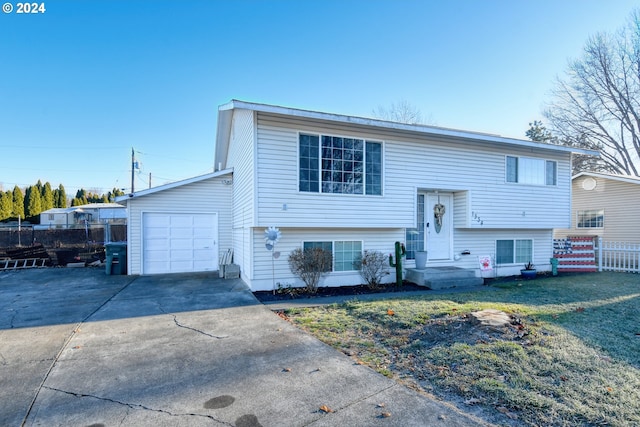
left=372, top=99, right=431, bottom=125
left=544, top=10, right=640, bottom=176
left=525, top=120, right=618, bottom=174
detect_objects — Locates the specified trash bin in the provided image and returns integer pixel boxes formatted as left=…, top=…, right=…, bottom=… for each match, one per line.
left=550, top=257, right=559, bottom=276
left=105, top=242, right=127, bottom=275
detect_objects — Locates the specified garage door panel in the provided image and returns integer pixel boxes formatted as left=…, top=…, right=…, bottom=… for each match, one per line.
left=145, top=250, right=168, bottom=261
left=142, top=212, right=218, bottom=275
left=194, top=238, right=215, bottom=248
left=144, top=228, right=169, bottom=239
left=170, top=227, right=194, bottom=238
left=170, top=239, right=194, bottom=250
left=170, top=216, right=194, bottom=227
left=193, top=228, right=214, bottom=238
left=170, top=249, right=193, bottom=260
left=144, top=215, right=170, bottom=227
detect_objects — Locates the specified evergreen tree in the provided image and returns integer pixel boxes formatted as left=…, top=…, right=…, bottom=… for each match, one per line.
left=54, top=184, right=67, bottom=208
left=0, top=191, right=12, bottom=220
left=12, top=186, right=24, bottom=219
left=41, top=182, right=54, bottom=211
left=75, top=189, right=88, bottom=205
left=108, top=187, right=125, bottom=202
left=25, top=186, right=42, bottom=217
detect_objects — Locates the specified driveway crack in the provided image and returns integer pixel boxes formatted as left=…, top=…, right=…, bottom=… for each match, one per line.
left=171, top=315, right=229, bottom=339
left=21, top=276, right=140, bottom=426
left=42, top=386, right=233, bottom=425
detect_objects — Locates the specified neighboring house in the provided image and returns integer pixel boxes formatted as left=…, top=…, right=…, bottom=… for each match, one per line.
left=554, top=172, right=640, bottom=243
left=38, top=208, right=74, bottom=229
left=118, top=100, right=597, bottom=290
left=39, top=203, right=127, bottom=229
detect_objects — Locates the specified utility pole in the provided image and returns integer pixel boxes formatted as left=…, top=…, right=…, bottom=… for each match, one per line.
left=149, top=173, right=151, bottom=189
left=131, top=147, right=135, bottom=194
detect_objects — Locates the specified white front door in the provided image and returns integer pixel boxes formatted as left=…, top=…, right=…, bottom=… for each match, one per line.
left=426, top=193, right=452, bottom=260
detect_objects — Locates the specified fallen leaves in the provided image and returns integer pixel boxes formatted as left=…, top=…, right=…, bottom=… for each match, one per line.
left=387, top=308, right=395, bottom=316
left=319, top=405, right=333, bottom=413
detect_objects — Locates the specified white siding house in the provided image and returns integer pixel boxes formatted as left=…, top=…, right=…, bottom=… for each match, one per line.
left=120, top=100, right=598, bottom=290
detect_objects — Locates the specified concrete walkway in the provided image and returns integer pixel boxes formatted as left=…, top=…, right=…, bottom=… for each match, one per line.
left=0, top=269, right=489, bottom=426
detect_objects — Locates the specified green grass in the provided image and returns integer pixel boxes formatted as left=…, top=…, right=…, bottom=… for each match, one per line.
left=284, top=272, right=640, bottom=426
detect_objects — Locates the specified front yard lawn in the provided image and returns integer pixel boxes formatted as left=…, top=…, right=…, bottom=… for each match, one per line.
left=282, top=272, right=640, bottom=426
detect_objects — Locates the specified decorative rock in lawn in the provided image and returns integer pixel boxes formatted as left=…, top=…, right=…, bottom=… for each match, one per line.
left=470, top=309, right=512, bottom=329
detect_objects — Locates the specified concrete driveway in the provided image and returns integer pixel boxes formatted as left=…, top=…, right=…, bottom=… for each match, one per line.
left=0, top=268, right=485, bottom=426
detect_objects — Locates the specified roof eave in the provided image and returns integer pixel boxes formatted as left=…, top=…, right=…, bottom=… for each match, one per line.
left=220, top=100, right=600, bottom=156
left=115, top=169, right=233, bottom=202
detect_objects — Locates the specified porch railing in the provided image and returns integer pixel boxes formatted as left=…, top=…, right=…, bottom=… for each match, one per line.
left=596, top=237, right=640, bottom=273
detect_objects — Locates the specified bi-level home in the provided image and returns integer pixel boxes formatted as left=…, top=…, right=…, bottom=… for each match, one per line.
left=118, top=100, right=598, bottom=291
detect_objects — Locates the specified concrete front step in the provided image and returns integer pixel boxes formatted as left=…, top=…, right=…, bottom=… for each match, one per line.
left=406, top=266, right=484, bottom=290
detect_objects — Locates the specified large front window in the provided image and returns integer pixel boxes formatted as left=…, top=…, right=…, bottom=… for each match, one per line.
left=299, top=134, right=382, bottom=195
left=506, top=156, right=557, bottom=185
left=496, top=239, right=533, bottom=264
left=303, top=240, right=362, bottom=271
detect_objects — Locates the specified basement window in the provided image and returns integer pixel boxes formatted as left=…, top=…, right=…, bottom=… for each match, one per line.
left=496, top=239, right=533, bottom=265
left=303, top=240, right=363, bottom=272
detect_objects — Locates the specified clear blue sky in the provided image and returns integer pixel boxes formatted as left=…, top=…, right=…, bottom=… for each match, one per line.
left=1, top=0, right=637, bottom=196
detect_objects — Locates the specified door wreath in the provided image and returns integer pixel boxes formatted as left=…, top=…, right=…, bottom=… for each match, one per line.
left=433, top=203, right=445, bottom=233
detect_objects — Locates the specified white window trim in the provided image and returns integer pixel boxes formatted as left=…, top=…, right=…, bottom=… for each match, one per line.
left=495, top=238, right=534, bottom=265
left=576, top=209, right=604, bottom=229
left=505, top=155, right=557, bottom=186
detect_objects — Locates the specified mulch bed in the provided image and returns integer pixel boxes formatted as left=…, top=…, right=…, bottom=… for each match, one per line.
left=253, top=281, right=428, bottom=303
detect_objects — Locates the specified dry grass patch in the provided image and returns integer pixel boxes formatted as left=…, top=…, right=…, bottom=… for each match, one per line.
left=283, top=272, right=640, bottom=426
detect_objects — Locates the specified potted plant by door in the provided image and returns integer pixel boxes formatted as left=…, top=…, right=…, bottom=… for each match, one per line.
left=520, top=262, right=537, bottom=279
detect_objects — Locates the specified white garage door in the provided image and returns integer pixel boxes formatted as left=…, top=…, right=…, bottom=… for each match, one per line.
left=142, top=212, right=218, bottom=274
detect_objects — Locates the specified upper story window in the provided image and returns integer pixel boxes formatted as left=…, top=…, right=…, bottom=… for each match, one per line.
left=299, top=134, right=382, bottom=195
left=506, top=156, right=557, bottom=185
left=577, top=209, right=604, bottom=228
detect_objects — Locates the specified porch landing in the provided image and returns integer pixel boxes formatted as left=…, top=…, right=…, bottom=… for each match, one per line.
left=406, top=266, right=484, bottom=290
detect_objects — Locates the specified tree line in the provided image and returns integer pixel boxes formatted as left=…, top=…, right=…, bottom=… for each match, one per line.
left=0, top=181, right=125, bottom=222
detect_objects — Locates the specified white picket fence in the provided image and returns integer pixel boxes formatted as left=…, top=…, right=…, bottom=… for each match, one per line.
left=596, top=237, right=640, bottom=273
